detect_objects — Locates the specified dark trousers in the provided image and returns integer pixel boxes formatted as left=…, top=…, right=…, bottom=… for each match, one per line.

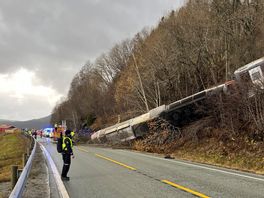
left=61, top=153, right=71, bottom=177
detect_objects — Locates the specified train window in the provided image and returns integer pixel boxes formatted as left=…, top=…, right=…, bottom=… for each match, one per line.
left=118, top=129, right=128, bottom=139
left=119, top=127, right=135, bottom=140
left=132, top=123, right=149, bottom=137
left=106, top=132, right=118, bottom=142
left=249, top=66, right=264, bottom=81
left=239, top=72, right=251, bottom=83
left=251, top=71, right=261, bottom=81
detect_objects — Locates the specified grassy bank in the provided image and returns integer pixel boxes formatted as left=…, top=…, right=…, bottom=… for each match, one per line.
left=0, top=133, right=30, bottom=182
left=171, top=137, right=264, bottom=174
left=133, top=118, right=264, bottom=175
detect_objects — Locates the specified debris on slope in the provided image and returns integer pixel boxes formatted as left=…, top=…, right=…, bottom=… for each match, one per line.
left=133, top=116, right=264, bottom=174
left=132, top=118, right=182, bottom=153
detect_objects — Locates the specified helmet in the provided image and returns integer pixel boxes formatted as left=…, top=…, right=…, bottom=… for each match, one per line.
left=65, top=129, right=71, bottom=135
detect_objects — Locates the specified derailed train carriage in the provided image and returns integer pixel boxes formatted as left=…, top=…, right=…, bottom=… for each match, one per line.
left=90, top=83, right=229, bottom=144
left=91, top=57, right=264, bottom=144
left=91, top=105, right=166, bottom=143
left=160, top=83, right=228, bottom=126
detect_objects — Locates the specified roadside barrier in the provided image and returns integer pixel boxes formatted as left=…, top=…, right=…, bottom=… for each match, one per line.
left=40, top=144, right=70, bottom=198
left=9, top=135, right=36, bottom=198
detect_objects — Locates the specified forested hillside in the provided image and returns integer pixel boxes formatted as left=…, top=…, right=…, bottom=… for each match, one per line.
left=51, top=0, right=264, bottom=130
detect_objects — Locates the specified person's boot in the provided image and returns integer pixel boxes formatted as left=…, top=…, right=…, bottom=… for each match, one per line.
left=61, top=176, right=70, bottom=181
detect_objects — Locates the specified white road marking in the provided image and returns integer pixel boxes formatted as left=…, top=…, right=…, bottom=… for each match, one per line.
left=40, top=144, right=70, bottom=198
left=103, top=148, right=264, bottom=182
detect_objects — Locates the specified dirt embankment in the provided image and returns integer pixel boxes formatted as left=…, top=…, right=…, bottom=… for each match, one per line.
left=0, top=182, right=10, bottom=198
left=0, top=133, right=30, bottom=183
left=133, top=117, right=264, bottom=174
left=0, top=143, right=51, bottom=198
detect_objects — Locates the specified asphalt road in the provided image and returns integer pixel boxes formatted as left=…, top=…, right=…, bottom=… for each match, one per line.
left=40, top=138, right=264, bottom=198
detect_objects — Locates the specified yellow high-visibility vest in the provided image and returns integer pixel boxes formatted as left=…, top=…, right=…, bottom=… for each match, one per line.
left=62, top=137, right=73, bottom=151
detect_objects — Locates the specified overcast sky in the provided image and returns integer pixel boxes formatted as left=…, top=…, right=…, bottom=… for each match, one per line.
left=0, top=0, right=185, bottom=121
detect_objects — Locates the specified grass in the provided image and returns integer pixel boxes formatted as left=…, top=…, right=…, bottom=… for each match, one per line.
left=168, top=137, right=264, bottom=175
left=172, top=148, right=264, bottom=174
left=132, top=118, right=264, bottom=175
left=0, top=133, right=30, bottom=182
left=134, top=137, right=264, bottom=174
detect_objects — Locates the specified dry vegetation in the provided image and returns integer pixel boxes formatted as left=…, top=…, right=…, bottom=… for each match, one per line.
left=51, top=0, right=264, bottom=130
left=134, top=119, right=264, bottom=174
left=0, top=133, right=30, bottom=182
left=50, top=1, right=264, bottom=172
left=133, top=90, right=264, bottom=174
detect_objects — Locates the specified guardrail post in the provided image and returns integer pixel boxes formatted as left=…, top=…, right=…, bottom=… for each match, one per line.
left=31, top=138, right=33, bottom=149
left=9, top=135, right=36, bottom=197
left=27, top=148, right=30, bottom=157
left=11, top=165, right=18, bottom=189
left=22, top=153, right=27, bottom=167
left=17, top=169, right=23, bottom=178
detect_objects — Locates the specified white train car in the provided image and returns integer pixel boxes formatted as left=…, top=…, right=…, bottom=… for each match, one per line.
left=91, top=130, right=100, bottom=142
left=116, top=121, right=135, bottom=142
left=91, top=57, right=264, bottom=144
left=90, top=105, right=166, bottom=144
left=234, top=57, right=264, bottom=85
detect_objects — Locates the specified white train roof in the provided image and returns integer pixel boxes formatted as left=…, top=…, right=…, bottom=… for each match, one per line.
left=234, top=57, right=264, bottom=74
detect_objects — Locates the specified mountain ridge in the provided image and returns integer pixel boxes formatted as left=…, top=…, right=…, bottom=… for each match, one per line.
left=0, top=115, right=51, bottom=129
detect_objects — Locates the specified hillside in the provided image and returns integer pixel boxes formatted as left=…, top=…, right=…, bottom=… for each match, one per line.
left=133, top=114, right=264, bottom=174
left=0, top=115, right=51, bottom=129
left=49, top=0, right=264, bottom=173
left=51, top=0, right=264, bottom=130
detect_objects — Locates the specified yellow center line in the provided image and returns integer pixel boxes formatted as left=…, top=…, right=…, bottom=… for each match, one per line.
left=76, top=146, right=91, bottom=153
left=162, top=180, right=210, bottom=198
left=77, top=146, right=209, bottom=197
left=95, top=154, right=136, bottom=171
left=76, top=146, right=136, bottom=171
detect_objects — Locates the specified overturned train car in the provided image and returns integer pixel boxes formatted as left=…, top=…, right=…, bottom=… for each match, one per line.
left=90, top=83, right=229, bottom=144
left=91, top=57, right=264, bottom=144
left=91, top=105, right=166, bottom=143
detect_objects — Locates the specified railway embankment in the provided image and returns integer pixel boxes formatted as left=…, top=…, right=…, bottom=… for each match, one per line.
left=133, top=116, right=264, bottom=175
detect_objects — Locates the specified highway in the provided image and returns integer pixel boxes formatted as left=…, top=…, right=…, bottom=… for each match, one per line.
left=40, top=138, right=264, bottom=198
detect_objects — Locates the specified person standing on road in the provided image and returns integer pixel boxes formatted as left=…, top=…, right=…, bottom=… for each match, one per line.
left=33, top=130, right=37, bottom=139
left=61, top=129, right=74, bottom=181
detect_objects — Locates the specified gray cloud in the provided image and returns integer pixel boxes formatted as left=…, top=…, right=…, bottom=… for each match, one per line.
left=0, top=0, right=185, bottom=120
left=0, top=95, right=55, bottom=121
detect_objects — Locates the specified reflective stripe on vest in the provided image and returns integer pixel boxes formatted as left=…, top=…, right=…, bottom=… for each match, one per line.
left=71, top=131, right=75, bottom=137
left=62, top=137, right=73, bottom=151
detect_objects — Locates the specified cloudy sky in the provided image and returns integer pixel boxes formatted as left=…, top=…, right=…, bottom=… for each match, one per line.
left=0, top=0, right=185, bottom=121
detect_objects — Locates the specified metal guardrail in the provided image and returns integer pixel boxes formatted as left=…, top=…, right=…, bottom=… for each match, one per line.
left=9, top=136, right=36, bottom=198
left=40, top=144, right=70, bottom=198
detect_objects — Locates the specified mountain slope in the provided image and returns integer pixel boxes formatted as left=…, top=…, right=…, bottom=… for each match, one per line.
left=0, top=115, right=51, bottom=129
